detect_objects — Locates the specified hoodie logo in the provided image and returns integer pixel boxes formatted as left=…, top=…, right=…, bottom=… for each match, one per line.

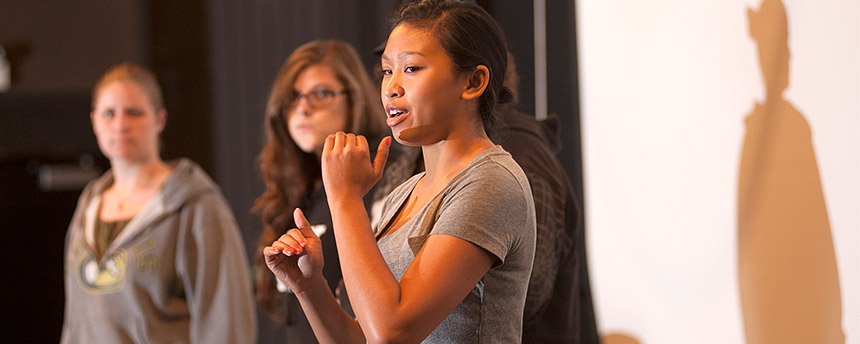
left=78, top=250, right=127, bottom=294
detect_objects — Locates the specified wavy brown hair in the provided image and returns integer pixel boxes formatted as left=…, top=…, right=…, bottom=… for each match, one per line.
left=253, top=40, right=386, bottom=322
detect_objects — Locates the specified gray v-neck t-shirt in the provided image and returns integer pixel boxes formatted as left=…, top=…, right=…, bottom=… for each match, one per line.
left=375, top=145, right=536, bottom=343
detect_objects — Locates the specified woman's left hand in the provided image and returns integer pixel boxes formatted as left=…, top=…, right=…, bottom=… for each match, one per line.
left=321, top=132, right=390, bottom=200
left=263, top=208, right=324, bottom=294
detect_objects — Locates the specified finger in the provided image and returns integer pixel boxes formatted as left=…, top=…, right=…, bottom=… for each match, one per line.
left=323, top=134, right=335, bottom=156
left=333, top=131, right=345, bottom=150
left=294, top=208, right=311, bottom=230
left=279, top=230, right=305, bottom=255
left=276, top=233, right=300, bottom=246
left=356, top=135, right=370, bottom=157
left=286, top=228, right=308, bottom=248
left=263, top=246, right=284, bottom=257
left=264, top=245, right=296, bottom=259
left=346, top=133, right=356, bottom=148
left=357, top=135, right=369, bottom=152
left=373, top=136, right=392, bottom=178
left=293, top=208, right=317, bottom=239
left=267, top=240, right=295, bottom=256
left=274, top=234, right=302, bottom=255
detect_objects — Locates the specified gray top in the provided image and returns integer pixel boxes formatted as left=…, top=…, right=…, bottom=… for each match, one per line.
left=375, top=146, right=536, bottom=343
left=62, top=158, right=257, bottom=344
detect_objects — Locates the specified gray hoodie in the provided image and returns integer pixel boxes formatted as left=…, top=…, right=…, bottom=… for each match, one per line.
left=62, top=158, right=256, bottom=344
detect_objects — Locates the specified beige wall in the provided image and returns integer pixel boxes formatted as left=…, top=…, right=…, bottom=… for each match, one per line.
left=578, top=0, right=859, bottom=342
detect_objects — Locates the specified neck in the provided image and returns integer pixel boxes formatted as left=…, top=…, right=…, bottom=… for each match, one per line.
left=110, top=155, right=169, bottom=193
left=764, top=88, right=784, bottom=103
left=421, top=127, right=493, bottom=184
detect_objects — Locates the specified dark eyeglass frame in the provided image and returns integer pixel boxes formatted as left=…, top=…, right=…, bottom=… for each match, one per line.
left=287, top=89, right=349, bottom=110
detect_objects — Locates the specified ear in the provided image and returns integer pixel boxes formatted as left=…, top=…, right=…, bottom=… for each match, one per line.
left=90, top=111, right=97, bottom=132
left=156, top=109, right=167, bottom=133
left=461, top=65, right=490, bottom=101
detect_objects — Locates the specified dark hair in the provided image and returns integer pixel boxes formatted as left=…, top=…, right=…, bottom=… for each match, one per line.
left=391, top=0, right=513, bottom=130
left=253, top=40, right=386, bottom=322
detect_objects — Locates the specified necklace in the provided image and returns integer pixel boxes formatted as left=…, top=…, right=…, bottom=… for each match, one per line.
left=115, top=196, right=124, bottom=212
left=111, top=189, right=130, bottom=213
left=109, top=188, right=142, bottom=214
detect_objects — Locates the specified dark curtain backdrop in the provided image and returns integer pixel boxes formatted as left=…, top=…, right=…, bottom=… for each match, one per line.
left=0, top=1, right=585, bottom=342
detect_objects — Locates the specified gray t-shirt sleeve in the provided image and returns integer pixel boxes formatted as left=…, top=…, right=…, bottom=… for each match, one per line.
left=431, top=160, right=532, bottom=265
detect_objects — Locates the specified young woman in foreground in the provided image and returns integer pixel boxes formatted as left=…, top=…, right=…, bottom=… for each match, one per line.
left=264, top=1, right=536, bottom=342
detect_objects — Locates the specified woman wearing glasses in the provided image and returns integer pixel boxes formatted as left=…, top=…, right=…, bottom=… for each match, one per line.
left=253, top=40, right=417, bottom=343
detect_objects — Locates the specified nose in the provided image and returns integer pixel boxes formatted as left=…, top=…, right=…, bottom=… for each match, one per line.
left=294, top=96, right=313, bottom=117
left=114, top=111, right=131, bottom=131
left=383, top=74, right=403, bottom=99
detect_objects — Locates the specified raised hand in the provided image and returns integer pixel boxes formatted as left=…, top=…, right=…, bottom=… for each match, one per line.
left=321, top=133, right=391, bottom=201
left=263, top=208, right=324, bottom=294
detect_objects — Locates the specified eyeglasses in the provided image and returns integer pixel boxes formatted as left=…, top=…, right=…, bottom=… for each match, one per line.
left=288, top=89, right=349, bottom=110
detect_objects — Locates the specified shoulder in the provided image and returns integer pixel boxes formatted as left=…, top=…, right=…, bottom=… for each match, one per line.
left=164, top=159, right=220, bottom=200
left=440, top=146, right=534, bottom=221
left=454, top=147, right=531, bottom=197
left=170, top=158, right=219, bottom=190
left=430, top=148, right=536, bottom=262
left=73, top=169, right=113, bottom=210
left=161, top=158, right=234, bottom=216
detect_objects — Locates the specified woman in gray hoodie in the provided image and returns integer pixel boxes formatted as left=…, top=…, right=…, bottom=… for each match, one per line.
left=62, top=62, right=256, bottom=343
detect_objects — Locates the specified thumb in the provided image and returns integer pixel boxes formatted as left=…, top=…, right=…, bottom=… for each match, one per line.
left=293, top=208, right=315, bottom=237
left=372, top=136, right=391, bottom=179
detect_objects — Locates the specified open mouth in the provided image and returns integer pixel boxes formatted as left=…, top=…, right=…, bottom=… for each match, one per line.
left=388, top=108, right=405, bottom=118
left=386, top=105, right=408, bottom=127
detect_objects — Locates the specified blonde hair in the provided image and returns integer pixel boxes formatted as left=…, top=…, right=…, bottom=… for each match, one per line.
left=92, top=62, right=165, bottom=112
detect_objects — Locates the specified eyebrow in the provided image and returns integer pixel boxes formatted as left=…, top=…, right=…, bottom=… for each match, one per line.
left=381, top=51, right=426, bottom=62
left=293, top=84, right=339, bottom=92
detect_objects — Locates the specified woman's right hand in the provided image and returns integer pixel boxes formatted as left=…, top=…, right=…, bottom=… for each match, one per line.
left=263, top=208, right=324, bottom=294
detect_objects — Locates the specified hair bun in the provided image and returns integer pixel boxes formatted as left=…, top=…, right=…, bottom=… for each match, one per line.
left=498, top=86, right=514, bottom=104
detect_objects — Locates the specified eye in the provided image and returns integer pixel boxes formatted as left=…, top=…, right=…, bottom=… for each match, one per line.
left=127, top=108, right=144, bottom=116
left=313, top=90, right=335, bottom=101
left=287, top=91, right=302, bottom=106
left=404, top=66, right=421, bottom=73
left=102, top=109, right=115, bottom=118
left=381, top=68, right=392, bottom=76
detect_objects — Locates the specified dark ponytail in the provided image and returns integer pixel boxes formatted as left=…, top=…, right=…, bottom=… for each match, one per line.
left=392, top=0, right=509, bottom=131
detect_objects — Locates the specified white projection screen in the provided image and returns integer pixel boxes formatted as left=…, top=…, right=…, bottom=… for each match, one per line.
left=576, top=0, right=858, bottom=343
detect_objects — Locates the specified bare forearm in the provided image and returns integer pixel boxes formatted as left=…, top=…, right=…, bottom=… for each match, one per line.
left=329, top=195, right=406, bottom=339
left=294, top=275, right=365, bottom=343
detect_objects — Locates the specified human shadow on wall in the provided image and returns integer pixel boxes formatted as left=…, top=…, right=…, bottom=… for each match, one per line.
left=738, top=0, right=844, bottom=343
